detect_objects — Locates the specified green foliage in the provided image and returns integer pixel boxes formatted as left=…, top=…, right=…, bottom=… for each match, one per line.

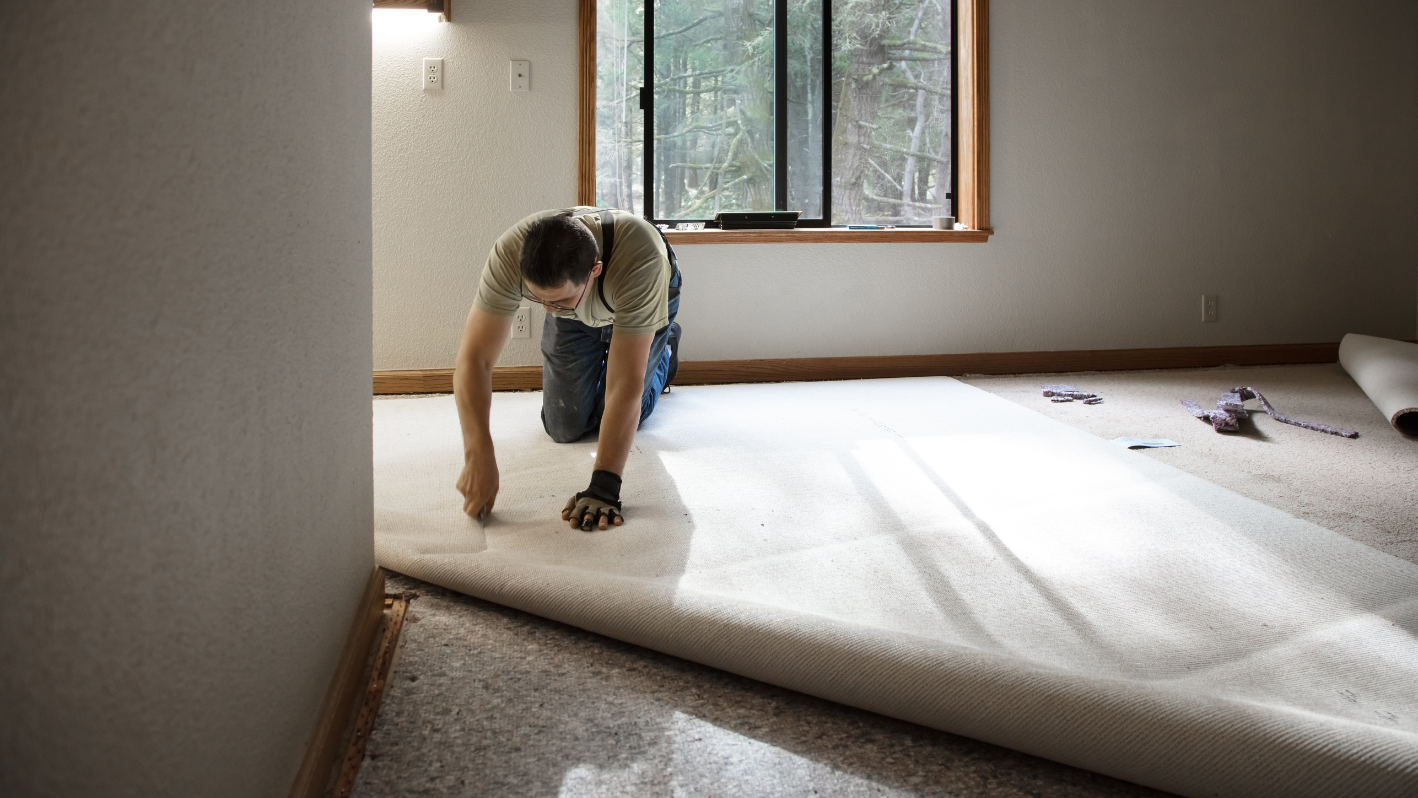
left=596, top=0, right=953, bottom=224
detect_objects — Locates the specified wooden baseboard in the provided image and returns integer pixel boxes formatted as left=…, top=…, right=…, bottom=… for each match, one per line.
left=331, top=593, right=411, bottom=798
left=373, top=342, right=1347, bottom=395
left=374, top=366, right=539, bottom=394
left=674, top=341, right=1345, bottom=385
left=287, top=567, right=387, bottom=798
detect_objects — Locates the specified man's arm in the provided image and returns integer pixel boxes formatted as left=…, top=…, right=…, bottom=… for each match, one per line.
left=596, top=331, right=654, bottom=475
left=562, top=330, right=653, bottom=530
left=454, top=305, right=514, bottom=518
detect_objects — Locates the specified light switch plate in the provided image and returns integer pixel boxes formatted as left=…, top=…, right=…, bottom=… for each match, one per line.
left=509, top=60, right=530, bottom=91
left=423, top=58, right=444, bottom=92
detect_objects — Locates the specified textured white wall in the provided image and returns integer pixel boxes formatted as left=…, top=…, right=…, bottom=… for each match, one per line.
left=373, top=5, right=576, bottom=368
left=372, top=0, right=1417, bottom=369
left=0, top=2, right=373, bottom=797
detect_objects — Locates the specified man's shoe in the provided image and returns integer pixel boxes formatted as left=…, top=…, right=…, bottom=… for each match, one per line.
left=663, top=322, right=681, bottom=394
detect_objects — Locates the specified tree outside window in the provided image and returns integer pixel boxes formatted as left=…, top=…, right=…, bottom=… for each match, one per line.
left=596, top=0, right=955, bottom=226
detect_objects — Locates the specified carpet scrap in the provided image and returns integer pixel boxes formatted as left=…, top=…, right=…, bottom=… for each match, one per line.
left=1042, top=384, right=1103, bottom=404
left=1180, top=387, right=1358, bottom=438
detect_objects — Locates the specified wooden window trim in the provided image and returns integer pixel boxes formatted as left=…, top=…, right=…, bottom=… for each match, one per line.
left=663, top=227, right=990, bottom=244
left=956, top=0, right=989, bottom=233
left=577, top=0, right=597, bottom=206
left=576, top=0, right=990, bottom=244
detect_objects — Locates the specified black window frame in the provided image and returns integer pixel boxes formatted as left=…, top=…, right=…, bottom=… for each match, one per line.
left=637, top=0, right=957, bottom=228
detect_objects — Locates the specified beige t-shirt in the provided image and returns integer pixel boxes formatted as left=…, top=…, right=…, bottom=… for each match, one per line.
left=473, top=207, right=672, bottom=335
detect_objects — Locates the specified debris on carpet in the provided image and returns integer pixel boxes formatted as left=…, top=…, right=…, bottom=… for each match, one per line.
left=1042, top=384, right=1103, bottom=404
left=1112, top=437, right=1181, bottom=449
left=1180, top=387, right=1358, bottom=438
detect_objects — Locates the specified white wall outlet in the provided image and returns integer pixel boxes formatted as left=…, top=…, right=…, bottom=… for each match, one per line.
left=509, top=60, right=530, bottom=91
left=511, top=305, right=532, bottom=338
left=1202, top=294, right=1219, bottom=323
left=423, top=58, right=444, bottom=92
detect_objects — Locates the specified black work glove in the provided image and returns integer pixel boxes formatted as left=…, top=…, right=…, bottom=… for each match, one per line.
left=563, top=470, right=623, bottom=531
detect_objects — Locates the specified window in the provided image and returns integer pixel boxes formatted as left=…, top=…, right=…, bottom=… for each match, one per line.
left=577, top=0, right=989, bottom=237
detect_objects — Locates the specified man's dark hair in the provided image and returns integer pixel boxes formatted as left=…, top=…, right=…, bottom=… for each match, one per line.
left=520, top=211, right=598, bottom=289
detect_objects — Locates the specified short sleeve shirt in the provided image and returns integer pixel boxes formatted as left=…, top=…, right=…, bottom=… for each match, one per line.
left=473, top=207, right=672, bottom=335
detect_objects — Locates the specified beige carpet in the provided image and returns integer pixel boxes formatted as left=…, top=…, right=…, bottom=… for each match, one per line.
left=962, top=363, right=1417, bottom=565
left=374, top=376, right=1418, bottom=798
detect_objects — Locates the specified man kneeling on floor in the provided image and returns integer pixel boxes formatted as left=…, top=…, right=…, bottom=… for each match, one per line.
left=453, top=207, right=683, bottom=531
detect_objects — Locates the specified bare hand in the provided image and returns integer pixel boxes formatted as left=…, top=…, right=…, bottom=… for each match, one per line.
left=456, top=449, right=499, bottom=519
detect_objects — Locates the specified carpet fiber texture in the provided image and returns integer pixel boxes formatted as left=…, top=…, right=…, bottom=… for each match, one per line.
left=374, top=378, right=1418, bottom=798
left=963, top=364, right=1417, bottom=564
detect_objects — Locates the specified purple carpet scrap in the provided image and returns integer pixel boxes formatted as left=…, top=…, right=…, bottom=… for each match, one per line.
left=1042, top=384, right=1103, bottom=405
left=1179, top=387, right=1357, bottom=438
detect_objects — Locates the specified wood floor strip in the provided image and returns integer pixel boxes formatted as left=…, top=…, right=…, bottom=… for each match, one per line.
left=374, top=342, right=1346, bottom=395
left=286, top=568, right=386, bottom=798
left=331, top=592, right=412, bottom=798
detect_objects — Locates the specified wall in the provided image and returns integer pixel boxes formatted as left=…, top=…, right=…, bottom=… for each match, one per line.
left=373, top=4, right=577, bottom=368
left=0, top=2, right=373, bottom=797
left=372, top=0, right=1416, bottom=370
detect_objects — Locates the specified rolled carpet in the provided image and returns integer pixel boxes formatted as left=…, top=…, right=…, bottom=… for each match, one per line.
left=1339, top=333, right=1418, bottom=435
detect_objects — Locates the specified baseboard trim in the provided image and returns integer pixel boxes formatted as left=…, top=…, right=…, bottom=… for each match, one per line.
left=374, top=342, right=1346, bottom=395
left=287, top=567, right=387, bottom=798
left=331, top=592, right=411, bottom=798
left=374, top=366, right=539, bottom=394
left=675, top=342, right=1345, bottom=385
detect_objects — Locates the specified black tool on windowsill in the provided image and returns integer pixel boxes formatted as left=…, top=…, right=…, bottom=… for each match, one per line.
left=710, top=211, right=800, bottom=230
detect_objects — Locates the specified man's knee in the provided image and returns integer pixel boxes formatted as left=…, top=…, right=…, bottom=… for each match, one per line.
left=541, top=405, right=592, bottom=444
left=545, top=425, right=585, bottom=444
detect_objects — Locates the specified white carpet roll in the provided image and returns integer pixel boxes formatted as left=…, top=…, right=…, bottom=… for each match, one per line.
left=1339, top=333, right=1418, bottom=435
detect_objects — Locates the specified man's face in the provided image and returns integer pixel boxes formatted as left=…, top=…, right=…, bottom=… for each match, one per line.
left=525, top=261, right=603, bottom=314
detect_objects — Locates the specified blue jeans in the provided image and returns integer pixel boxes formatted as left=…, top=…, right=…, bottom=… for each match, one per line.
left=540, top=271, right=681, bottom=443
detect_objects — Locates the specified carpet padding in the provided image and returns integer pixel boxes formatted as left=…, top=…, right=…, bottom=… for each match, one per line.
left=374, top=378, right=1418, bottom=798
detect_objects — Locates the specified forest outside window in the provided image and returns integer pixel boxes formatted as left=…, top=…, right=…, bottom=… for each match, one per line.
left=595, top=0, right=958, bottom=227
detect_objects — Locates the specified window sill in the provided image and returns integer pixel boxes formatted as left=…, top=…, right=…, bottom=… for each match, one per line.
left=663, top=228, right=993, bottom=245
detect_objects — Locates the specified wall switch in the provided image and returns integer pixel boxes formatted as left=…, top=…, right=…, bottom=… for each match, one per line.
left=1202, top=294, right=1218, bottom=323
left=509, top=60, right=530, bottom=91
left=511, top=305, right=532, bottom=338
left=423, top=58, right=444, bottom=91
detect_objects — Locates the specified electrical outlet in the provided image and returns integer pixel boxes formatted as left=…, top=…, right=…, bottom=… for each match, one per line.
left=509, top=60, right=530, bottom=91
left=511, top=305, right=532, bottom=338
left=423, top=58, right=444, bottom=92
left=1202, top=294, right=1218, bottom=323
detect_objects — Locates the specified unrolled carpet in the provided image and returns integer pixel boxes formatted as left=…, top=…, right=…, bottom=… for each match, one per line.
left=374, top=378, right=1418, bottom=798
left=962, top=364, right=1416, bottom=565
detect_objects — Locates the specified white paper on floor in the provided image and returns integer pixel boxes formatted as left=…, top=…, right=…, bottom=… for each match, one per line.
left=1112, top=436, right=1181, bottom=449
left=374, top=378, right=1418, bottom=798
